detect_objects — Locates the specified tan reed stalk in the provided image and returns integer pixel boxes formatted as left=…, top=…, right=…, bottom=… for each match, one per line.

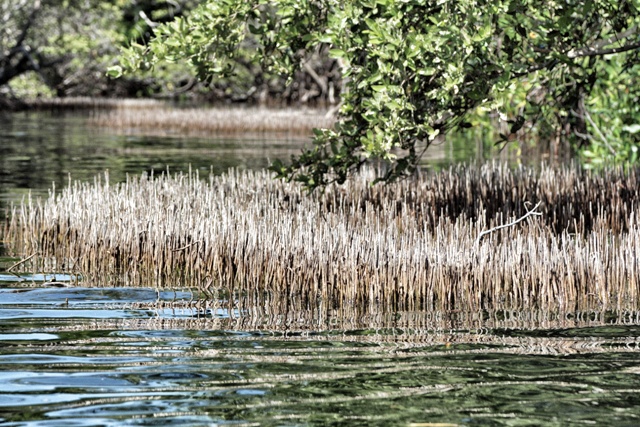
left=26, top=97, right=166, bottom=110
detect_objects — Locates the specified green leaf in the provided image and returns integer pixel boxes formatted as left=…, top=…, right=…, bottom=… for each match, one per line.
left=622, top=124, right=640, bottom=134
left=106, top=65, right=123, bottom=78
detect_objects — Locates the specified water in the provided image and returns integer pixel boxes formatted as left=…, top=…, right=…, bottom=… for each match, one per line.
left=0, top=109, right=311, bottom=207
left=1, top=108, right=640, bottom=426
left=0, top=109, right=478, bottom=207
left=1, top=275, right=640, bottom=426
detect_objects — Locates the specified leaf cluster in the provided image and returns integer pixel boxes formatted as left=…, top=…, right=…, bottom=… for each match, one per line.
left=113, top=0, right=640, bottom=189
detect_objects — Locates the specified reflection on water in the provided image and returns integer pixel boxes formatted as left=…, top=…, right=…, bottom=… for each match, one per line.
left=0, top=109, right=309, bottom=206
left=0, top=109, right=480, bottom=207
left=1, top=279, right=640, bottom=426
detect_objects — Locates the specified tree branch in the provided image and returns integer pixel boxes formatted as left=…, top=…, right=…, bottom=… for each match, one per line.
left=567, top=25, right=639, bottom=58
left=572, top=98, right=616, bottom=155
left=0, top=0, right=42, bottom=85
left=302, top=60, right=327, bottom=96
left=513, top=26, right=640, bottom=78
left=7, top=252, right=38, bottom=272
left=475, top=201, right=542, bottom=246
left=11, top=0, right=42, bottom=55
left=568, top=40, right=640, bottom=59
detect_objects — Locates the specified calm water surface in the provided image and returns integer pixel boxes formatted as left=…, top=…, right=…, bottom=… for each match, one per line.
left=1, top=109, right=639, bottom=426
left=0, top=109, right=477, bottom=206
left=0, top=109, right=312, bottom=206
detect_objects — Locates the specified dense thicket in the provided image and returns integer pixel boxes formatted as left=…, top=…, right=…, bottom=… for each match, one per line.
left=0, top=0, right=334, bottom=103
left=3, top=0, right=118, bottom=97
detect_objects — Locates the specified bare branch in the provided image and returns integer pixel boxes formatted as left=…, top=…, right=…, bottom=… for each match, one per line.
left=475, top=201, right=542, bottom=246
left=573, top=99, right=617, bottom=155
left=568, top=40, right=640, bottom=59
left=7, top=252, right=38, bottom=272
left=172, top=241, right=201, bottom=251
left=513, top=25, right=640, bottom=78
left=302, top=60, right=327, bottom=96
left=139, top=10, right=158, bottom=28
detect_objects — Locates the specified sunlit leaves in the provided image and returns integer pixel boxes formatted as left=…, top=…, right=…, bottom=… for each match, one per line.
left=113, top=0, right=640, bottom=188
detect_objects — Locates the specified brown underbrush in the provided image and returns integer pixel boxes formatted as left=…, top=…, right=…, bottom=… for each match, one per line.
left=24, top=97, right=166, bottom=110
left=2, top=163, right=639, bottom=313
left=90, top=105, right=334, bottom=136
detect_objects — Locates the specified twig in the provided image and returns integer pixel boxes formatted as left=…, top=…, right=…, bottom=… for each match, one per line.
left=579, top=100, right=616, bottom=156
left=138, top=10, right=158, bottom=28
left=7, top=252, right=38, bottom=272
left=475, top=201, right=542, bottom=245
left=172, top=241, right=201, bottom=251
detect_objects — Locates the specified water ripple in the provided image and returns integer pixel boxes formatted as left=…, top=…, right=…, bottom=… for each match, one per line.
left=1, top=283, right=640, bottom=426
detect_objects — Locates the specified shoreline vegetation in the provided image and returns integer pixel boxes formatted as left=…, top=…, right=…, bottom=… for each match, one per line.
left=2, top=163, right=638, bottom=314
left=90, top=105, right=335, bottom=137
left=8, top=97, right=335, bottom=136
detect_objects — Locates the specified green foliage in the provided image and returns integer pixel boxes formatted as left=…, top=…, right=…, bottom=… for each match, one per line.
left=6, top=73, right=56, bottom=99
left=1, top=0, right=120, bottom=94
left=578, top=56, right=640, bottom=165
left=1, top=0, right=198, bottom=98
left=113, top=0, right=640, bottom=188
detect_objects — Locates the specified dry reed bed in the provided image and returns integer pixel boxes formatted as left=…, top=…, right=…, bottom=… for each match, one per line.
left=2, top=163, right=639, bottom=312
left=91, top=106, right=335, bottom=136
left=25, top=97, right=166, bottom=110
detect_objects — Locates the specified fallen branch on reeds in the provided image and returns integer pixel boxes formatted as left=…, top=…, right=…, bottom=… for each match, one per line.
left=2, top=163, right=639, bottom=314
left=474, top=201, right=542, bottom=245
left=172, top=241, right=201, bottom=251
left=7, top=252, right=38, bottom=272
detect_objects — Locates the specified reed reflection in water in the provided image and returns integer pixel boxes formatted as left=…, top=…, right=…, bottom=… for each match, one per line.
left=1, top=276, right=640, bottom=426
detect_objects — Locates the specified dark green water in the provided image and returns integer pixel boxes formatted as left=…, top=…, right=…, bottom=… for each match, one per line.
left=1, top=109, right=639, bottom=426
left=1, top=275, right=640, bottom=426
left=0, top=109, right=480, bottom=207
left=0, top=109, right=310, bottom=207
